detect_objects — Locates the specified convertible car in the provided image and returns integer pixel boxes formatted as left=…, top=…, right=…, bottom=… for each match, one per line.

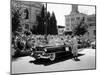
left=31, top=39, right=72, bottom=61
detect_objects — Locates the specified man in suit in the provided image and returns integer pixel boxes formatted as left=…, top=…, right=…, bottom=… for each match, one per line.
left=71, top=35, right=79, bottom=61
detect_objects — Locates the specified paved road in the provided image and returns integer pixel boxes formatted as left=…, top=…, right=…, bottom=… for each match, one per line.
left=12, top=48, right=96, bottom=74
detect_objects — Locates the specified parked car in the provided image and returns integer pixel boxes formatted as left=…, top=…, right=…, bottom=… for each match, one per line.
left=31, top=44, right=71, bottom=61
left=77, top=39, right=91, bottom=49
left=31, top=38, right=72, bottom=61
left=91, top=41, right=96, bottom=49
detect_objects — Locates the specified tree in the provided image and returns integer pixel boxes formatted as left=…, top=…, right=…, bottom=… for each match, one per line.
left=12, top=9, right=21, bottom=33
left=11, top=4, right=24, bottom=36
left=73, top=17, right=87, bottom=36
left=36, top=5, right=46, bottom=35
left=49, top=12, right=58, bottom=35
left=46, top=12, right=51, bottom=34
left=30, top=25, right=37, bottom=34
left=36, top=5, right=58, bottom=35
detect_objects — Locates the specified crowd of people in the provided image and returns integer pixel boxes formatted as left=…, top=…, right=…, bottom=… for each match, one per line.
left=12, top=34, right=71, bottom=49
left=12, top=33, right=92, bottom=60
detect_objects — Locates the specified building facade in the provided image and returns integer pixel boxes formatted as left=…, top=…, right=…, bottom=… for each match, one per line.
left=65, top=4, right=96, bottom=40
left=84, top=14, right=96, bottom=41
left=11, top=0, right=43, bottom=33
left=65, top=4, right=87, bottom=32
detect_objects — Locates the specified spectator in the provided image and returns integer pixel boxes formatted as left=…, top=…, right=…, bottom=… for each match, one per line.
left=71, top=36, right=79, bottom=61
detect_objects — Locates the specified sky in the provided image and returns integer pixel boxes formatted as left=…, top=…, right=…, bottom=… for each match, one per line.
left=47, top=3, right=95, bottom=26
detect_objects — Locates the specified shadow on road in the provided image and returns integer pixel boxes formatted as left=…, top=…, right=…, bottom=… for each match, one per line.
left=29, top=53, right=84, bottom=66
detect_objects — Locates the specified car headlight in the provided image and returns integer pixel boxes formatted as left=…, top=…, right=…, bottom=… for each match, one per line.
left=44, top=48, right=47, bottom=52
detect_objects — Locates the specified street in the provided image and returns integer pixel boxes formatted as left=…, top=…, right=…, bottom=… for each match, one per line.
left=12, top=48, right=95, bottom=74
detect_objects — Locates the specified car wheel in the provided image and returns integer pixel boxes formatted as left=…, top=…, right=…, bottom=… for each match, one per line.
left=49, top=53, right=56, bottom=61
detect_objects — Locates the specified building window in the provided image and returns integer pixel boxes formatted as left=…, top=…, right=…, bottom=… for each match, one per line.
left=89, top=23, right=95, bottom=26
left=21, top=8, right=29, bottom=19
left=66, top=28, right=70, bottom=30
left=24, top=9, right=29, bottom=19
left=66, top=18, right=70, bottom=22
left=66, top=24, right=70, bottom=26
left=87, top=17, right=95, bottom=22
left=71, top=18, right=75, bottom=21
left=76, top=17, right=80, bottom=20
